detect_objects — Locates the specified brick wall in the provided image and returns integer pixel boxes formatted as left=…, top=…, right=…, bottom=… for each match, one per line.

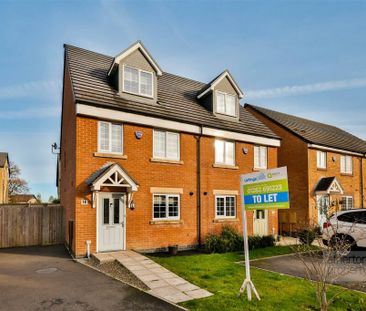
left=60, top=63, right=77, bottom=252
left=70, top=116, right=278, bottom=256
left=308, top=148, right=366, bottom=225
left=246, top=106, right=309, bottom=232
left=0, top=163, right=9, bottom=204
left=246, top=106, right=366, bottom=231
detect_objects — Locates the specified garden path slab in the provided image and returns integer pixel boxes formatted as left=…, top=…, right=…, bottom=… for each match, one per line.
left=93, top=250, right=213, bottom=304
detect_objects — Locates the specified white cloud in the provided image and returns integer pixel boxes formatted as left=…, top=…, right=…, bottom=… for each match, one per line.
left=246, top=78, right=366, bottom=99
left=0, top=80, right=61, bottom=100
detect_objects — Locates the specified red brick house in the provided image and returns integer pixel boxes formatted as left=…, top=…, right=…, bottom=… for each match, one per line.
left=246, top=104, right=366, bottom=232
left=0, top=152, right=9, bottom=204
left=59, top=41, right=280, bottom=257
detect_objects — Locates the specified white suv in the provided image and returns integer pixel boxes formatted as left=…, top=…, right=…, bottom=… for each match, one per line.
left=322, top=209, right=366, bottom=251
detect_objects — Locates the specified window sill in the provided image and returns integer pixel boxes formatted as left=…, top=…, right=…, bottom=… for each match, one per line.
left=149, top=220, right=183, bottom=225
left=150, top=158, right=184, bottom=165
left=316, top=167, right=327, bottom=171
left=94, top=152, right=127, bottom=159
left=341, top=173, right=353, bottom=176
left=212, top=164, right=239, bottom=170
left=253, top=167, right=267, bottom=171
left=121, top=90, right=154, bottom=100
left=213, top=218, right=239, bottom=223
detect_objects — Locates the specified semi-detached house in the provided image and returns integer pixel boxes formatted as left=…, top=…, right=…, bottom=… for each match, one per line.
left=59, top=41, right=281, bottom=257
left=246, top=104, right=366, bottom=233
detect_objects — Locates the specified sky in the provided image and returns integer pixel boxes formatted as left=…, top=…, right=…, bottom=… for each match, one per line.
left=0, top=0, right=366, bottom=200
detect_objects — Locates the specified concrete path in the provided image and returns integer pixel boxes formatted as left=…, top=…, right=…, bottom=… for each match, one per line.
left=0, top=245, right=181, bottom=311
left=276, top=236, right=324, bottom=247
left=94, top=251, right=212, bottom=303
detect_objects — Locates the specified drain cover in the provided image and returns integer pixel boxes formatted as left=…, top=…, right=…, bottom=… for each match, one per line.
left=35, top=267, right=58, bottom=274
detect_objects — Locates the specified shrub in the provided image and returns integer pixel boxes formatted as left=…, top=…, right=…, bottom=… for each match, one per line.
left=205, top=225, right=275, bottom=253
left=205, top=233, right=224, bottom=253
left=298, top=229, right=317, bottom=245
left=221, top=225, right=243, bottom=251
left=248, top=235, right=275, bottom=249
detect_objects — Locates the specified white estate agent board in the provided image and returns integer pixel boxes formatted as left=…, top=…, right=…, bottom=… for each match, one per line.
left=241, top=166, right=290, bottom=210
left=238, top=166, right=290, bottom=302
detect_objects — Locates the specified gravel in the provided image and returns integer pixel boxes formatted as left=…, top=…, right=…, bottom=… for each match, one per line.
left=84, top=257, right=149, bottom=291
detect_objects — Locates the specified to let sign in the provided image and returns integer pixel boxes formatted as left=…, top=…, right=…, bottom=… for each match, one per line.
left=240, top=166, right=290, bottom=210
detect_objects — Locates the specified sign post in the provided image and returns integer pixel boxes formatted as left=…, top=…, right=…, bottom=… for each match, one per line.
left=239, top=167, right=290, bottom=301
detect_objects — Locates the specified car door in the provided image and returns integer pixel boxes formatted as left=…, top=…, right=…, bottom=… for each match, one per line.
left=353, top=211, right=366, bottom=247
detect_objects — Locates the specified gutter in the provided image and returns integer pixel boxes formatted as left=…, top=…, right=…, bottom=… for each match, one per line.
left=195, top=126, right=203, bottom=247
left=361, top=157, right=365, bottom=208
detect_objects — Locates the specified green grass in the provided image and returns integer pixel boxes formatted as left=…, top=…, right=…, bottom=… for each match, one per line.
left=149, top=246, right=366, bottom=311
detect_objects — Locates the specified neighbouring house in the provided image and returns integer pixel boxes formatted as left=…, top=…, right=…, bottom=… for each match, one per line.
left=59, top=41, right=281, bottom=257
left=245, top=104, right=366, bottom=233
left=0, top=152, right=9, bottom=204
left=10, top=194, right=39, bottom=204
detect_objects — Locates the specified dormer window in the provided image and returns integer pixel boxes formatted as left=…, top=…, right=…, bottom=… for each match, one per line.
left=197, top=70, right=243, bottom=121
left=216, top=92, right=236, bottom=117
left=123, top=65, right=153, bottom=97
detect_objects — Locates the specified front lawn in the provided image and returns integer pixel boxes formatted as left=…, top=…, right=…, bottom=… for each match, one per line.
left=149, top=246, right=366, bottom=311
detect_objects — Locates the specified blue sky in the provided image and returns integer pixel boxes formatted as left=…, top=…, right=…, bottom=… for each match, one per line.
left=0, top=0, right=365, bottom=200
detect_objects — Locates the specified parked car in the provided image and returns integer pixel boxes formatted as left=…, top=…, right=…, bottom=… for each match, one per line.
left=322, top=209, right=366, bottom=255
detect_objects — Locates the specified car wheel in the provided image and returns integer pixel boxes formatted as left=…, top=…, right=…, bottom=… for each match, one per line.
left=329, top=235, right=354, bottom=257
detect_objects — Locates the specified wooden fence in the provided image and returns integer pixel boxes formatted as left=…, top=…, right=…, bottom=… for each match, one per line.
left=0, top=204, right=64, bottom=248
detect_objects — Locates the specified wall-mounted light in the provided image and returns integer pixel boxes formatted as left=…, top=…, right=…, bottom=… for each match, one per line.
left=203, top=192, right=208, bottom=196
left=332, top=156, right=336, bottom=162
left=135, top=131, right=143, bottom=139
left=129, top=200, right=135, bottom=210
left=51, top=142, right=60, bottom=154
left=242, top=148, right=248, bottom=155
left=189, top=192, right=194, bottom=196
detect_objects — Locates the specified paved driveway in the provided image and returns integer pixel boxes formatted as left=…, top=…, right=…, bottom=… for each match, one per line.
left=251, top=250, right=366, bottom=292
left=0, top=245, right=181, bottom=311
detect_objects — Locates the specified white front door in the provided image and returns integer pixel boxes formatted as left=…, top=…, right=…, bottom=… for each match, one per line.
left=98, top=193, right=125, bottom=252
left=317, top=195, right=329, bottom=228
left=253, top=210, right=268, bottom=236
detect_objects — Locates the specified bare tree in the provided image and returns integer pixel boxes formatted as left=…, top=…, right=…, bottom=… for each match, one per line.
left=36, top=193, right=42, bottom=203
left=8, top=161, right=30, bottom=196
left=292, top=218, right=364, bottom=311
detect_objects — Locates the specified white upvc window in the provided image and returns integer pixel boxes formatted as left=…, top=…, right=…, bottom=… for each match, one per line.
left=215, top=195, right=236, bottom=218
left=317, top=150, right=327, bottom=169
left=153, top=130, right=180, bottom=161
left=340, top=155, right=353, bottom=174
left=153, top=194, right=180, bottom=220
left=98, top=121, right=123, bottom=154
left=216, top=91, right=237, bottom=117
left=123, top=65, right=153, bottom=97
left=215, top=140, right=235, bottom=166
left=341, top=196, right=353, bottom=210
left=254, top=146, right=267, bottom=169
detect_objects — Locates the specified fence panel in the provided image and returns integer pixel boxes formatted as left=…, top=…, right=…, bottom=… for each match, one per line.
left=0, top=204, right=64, bottom=248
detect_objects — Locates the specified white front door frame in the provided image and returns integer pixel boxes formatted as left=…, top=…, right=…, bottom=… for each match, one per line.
left=96, top=192, right=126, bottom=252
left=316, top=194, right=330, bottom=229
left=253, top=210, right=269, bottom=236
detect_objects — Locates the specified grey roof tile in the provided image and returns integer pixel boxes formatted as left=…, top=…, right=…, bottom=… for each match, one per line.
left=246, top=104, right=366, bottom=154
left=64, top=44, right=279, bottom=140
left=314, top=177, right=336, bottom=192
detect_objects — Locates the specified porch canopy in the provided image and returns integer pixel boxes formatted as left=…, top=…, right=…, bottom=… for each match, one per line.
left=314, top=177, right=344, bottom=195
left=86, top=162, right=139, bottom=207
